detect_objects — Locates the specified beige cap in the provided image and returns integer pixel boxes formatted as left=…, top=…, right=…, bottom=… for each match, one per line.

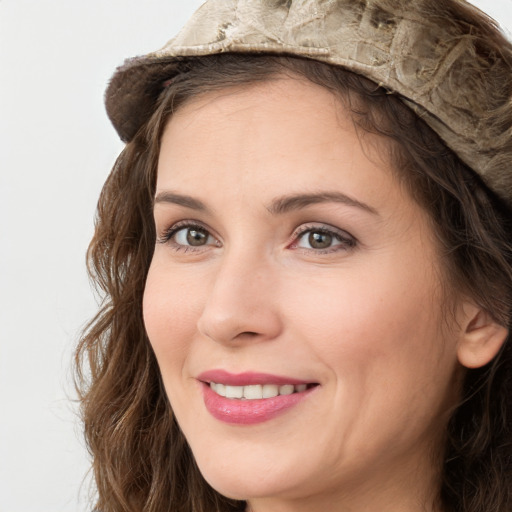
left=105, top=0, right=512, bottom=205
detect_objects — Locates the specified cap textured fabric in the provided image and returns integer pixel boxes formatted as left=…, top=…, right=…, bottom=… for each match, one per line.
left=105, top=0, right=512, bottom=205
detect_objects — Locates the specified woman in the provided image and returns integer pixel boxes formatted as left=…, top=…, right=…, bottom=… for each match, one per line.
left=76, top=0, right=512, bottom=511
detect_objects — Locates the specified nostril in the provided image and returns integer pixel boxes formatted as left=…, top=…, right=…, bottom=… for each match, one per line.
left=230, top=331, right=260, bottom=341
left=197, top=288, right=283, bottom=344
left=233, top=331, right=261, bottom=341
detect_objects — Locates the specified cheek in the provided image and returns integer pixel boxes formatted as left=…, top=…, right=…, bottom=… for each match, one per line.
left=283, top=258, right=456, bottom=411
left=143, top=263, right=204, bottom=375
left=286, top=264, right=441, bottom=356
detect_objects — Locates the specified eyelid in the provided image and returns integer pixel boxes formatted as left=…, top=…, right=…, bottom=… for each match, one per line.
left=156, top=220, right=356, bottom=254
left=157, top=220, right=221, bottom=248
left=289, top=223, right=357, bottom=251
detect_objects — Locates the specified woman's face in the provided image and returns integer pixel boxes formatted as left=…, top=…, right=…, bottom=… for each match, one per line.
left=144, top=77, right=465, bottom=510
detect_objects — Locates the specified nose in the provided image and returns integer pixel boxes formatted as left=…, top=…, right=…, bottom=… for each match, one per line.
left=197, top=252, right=283, bottom=346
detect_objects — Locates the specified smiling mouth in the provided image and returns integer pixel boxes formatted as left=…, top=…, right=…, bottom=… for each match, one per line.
left=208, top=382, right=317, bottom=400
left=200, top=374, right=319, bottom=424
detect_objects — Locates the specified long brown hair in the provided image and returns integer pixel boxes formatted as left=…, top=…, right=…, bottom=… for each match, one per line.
left=76, top=53, right=512, bottom=512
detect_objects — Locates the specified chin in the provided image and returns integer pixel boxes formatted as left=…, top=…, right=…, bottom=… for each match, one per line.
left=191, top=442, right=309, bottom=502
left=201, top=470, right=295, bottom=503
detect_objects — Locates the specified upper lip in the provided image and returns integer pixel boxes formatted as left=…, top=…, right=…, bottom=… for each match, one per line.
left=197, top=369, right=314, bottom=386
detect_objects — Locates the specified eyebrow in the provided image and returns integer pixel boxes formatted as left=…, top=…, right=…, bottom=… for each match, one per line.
left=153, top=190, right=378, bottom=216
left=267, top=192, right=379, bottom=216
left=154, top=191, right=211, bottom=213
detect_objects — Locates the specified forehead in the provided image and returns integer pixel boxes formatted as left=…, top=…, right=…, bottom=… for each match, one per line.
left=156, top=76, right=397, bottom=208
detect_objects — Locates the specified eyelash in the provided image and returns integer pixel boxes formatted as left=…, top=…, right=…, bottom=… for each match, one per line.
left=291, top=224, right=357, bottom=254
left=157, top=221, right=217, bottom=252
left=157, top=221, right=357, bottom=254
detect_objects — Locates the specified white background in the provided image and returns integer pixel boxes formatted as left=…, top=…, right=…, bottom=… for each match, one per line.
left=0, top=1, right=510, bottom=511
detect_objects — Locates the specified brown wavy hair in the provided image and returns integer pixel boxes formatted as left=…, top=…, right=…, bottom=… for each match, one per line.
left=76, top=50, right=512, bottom=512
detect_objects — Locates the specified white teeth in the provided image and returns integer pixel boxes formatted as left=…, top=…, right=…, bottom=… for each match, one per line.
left=213, top=382, right=225, bottom=396
left=209, top=382, right=309, bottom=400
left=243, top=385, right=263, bottom=399
left=279, top=384, right=294, bottom=395
left=262, top=384, right=279, bottom=398
left=225, top=385, right=244, bottom=398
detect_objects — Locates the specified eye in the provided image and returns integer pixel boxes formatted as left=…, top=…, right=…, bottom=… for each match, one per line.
left=301, top=231, right=335, bottom=250
left=293, top=225, right=356, bottom=252
left=175, top=226, right=212, bottom=246
left=158, top=222, right=220, bottom=250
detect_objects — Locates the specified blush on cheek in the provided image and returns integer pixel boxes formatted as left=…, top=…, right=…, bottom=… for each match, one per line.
left=143, top=269, right=206, bottom=363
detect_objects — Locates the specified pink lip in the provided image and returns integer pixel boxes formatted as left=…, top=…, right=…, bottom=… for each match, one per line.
left=197, top=369, right=311, bottom=386
left=198, top=370, right=318, bottom=425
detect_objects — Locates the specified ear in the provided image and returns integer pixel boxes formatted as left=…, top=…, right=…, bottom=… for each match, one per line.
left=457, top=303, right=509, bottom=369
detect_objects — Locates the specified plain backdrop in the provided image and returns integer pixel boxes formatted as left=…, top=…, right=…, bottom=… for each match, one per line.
left=0, top=1, right=510, bottom=511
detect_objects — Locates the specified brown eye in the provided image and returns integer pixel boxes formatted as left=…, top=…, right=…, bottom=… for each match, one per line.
left=308, top=231, right=332, bottom=249
left=295, top=226, right=356, bottom=252
left=186, top=228, right=209, bottom=246
left=169, top=225, right=218, bottom=248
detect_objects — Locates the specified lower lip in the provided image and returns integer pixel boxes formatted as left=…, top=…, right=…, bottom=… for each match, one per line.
left=202, top=383, right=316, bottom=425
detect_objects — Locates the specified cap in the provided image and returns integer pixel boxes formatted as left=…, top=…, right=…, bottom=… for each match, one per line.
left=105, top=0, right=512, bottom=205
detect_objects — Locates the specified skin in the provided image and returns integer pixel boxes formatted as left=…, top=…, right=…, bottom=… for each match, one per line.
left=143, top=76, right=480, bottom=512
